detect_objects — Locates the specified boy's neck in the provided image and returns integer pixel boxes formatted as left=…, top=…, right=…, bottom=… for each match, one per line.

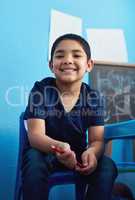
left=55, top=80, right=82, bottom=96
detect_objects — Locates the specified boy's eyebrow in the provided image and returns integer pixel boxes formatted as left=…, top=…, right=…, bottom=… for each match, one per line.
left=55, top=49, right=84, bottom=54
left=55, top=50, right=65, bottom=54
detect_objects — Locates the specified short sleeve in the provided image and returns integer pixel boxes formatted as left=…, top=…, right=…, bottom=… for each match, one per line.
left=24, top=82, right=47, bottom=120
left=85, top=90, right=105, bottom=127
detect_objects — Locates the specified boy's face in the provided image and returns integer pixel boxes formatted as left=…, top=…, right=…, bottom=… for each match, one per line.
left=49, top=39, right=93, bottom=84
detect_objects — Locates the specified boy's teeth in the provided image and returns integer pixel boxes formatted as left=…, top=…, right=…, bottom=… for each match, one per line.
left=62, top=69, right=75, bottom=71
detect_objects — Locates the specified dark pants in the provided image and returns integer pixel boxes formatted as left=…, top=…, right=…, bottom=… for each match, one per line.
left=22, top=148, right=118, bottom=200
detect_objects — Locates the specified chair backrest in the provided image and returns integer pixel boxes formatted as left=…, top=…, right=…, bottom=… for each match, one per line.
left=104, top=120, right=135, bottom=173
left=14, top=113, right=30, bottom=200
left=104, top=120, right=135, bottom=141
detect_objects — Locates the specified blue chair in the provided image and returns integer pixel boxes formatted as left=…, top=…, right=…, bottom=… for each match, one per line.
left=15, top=113, right=135, bottom=200
left=104, top=120, right=135, bottom=173
left=104, top=120, right=135, bottom=200
left=14, top=113, right=86, bottom=200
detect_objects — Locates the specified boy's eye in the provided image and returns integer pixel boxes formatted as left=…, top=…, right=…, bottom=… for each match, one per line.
left=74, top=54, right=82, bottom=58
left=54, top=54, right=83, bottom=59
left=55, top=55, right=64, bottom=58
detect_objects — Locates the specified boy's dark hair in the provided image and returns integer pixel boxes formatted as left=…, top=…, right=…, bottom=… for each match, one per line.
left=50, top=33, right=91, bottom=61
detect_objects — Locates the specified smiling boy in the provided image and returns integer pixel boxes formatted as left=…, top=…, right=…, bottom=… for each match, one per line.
left=22, top=33, right=117, bottom=200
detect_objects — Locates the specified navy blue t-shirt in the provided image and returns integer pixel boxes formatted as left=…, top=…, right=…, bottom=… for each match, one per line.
left=24, top=77, right=104, bottom=160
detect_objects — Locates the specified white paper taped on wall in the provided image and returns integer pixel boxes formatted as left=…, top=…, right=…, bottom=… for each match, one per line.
left=48, top=9, right=82, bottom=60
left=86, top=29, right=128, bottom=62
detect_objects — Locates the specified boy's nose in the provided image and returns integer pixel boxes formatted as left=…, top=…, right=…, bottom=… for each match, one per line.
left=63, top=55, right=73, bottom=64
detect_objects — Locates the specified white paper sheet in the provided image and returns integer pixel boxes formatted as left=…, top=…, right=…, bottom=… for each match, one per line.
left=48, top=9, right=82, bottom=60
left=86, top=29, right=128, bottom=62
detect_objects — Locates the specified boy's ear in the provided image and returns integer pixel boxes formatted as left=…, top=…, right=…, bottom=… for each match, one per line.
left=86, top=59, right=94, bottom=72
left=49, top=61, right=54, bottom=72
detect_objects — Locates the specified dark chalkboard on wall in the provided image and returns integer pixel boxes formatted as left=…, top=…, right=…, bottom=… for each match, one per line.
left=90, top=61, right=135, bottom=124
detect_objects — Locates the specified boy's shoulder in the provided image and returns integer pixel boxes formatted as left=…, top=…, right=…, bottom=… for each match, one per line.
left=32, top=77, right=56, bottom=90
left=82, top=82, right=101, bottom=97
left=82, top=82, right=104, bottom=109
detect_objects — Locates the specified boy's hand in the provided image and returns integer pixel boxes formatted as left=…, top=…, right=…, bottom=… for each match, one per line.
left=75, top=148, right=97, bottom=175
left=51, top=142, right=70, bottom=153
left=51, top=143, right=77, bottom=169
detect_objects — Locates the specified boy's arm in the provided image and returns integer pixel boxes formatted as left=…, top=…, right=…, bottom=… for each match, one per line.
left=75, top=126, right=105, bottom=174
left=87, top=126, right=105, bottom=159
left=27, top=118, right=77, bottom=169
left=27, top=118, right=68, bottom=153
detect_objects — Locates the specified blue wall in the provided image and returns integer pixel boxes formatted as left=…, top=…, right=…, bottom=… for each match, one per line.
left=0, top=0, right=135, bottom=199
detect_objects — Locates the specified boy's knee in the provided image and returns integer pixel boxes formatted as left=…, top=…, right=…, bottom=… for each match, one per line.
left=22, top=148, right=54, bottom=182
left=22, top=160, right=49, bottom=186
left=98, top=155, right=118, bottom=179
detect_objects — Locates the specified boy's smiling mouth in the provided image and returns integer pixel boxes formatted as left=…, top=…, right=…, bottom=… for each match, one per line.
left=60, top=67, right=77, bottom=72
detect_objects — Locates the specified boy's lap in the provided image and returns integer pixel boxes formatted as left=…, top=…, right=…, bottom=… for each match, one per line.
left=22, top=149, right=117, bottom=181
left=77, top=155, right=118, bottom=184
left=22, top=147, right=69, bottom=172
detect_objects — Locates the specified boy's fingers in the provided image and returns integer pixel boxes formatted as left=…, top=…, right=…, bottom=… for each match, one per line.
left=56, top=152, right=61, bottom=157
left=57, top=150, right=72, bottom=160
left=63, top=151, right=73, bottom=158
left=58, top=142, right=71, bottom=152
left=81, top=155, right=88, bottom=167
